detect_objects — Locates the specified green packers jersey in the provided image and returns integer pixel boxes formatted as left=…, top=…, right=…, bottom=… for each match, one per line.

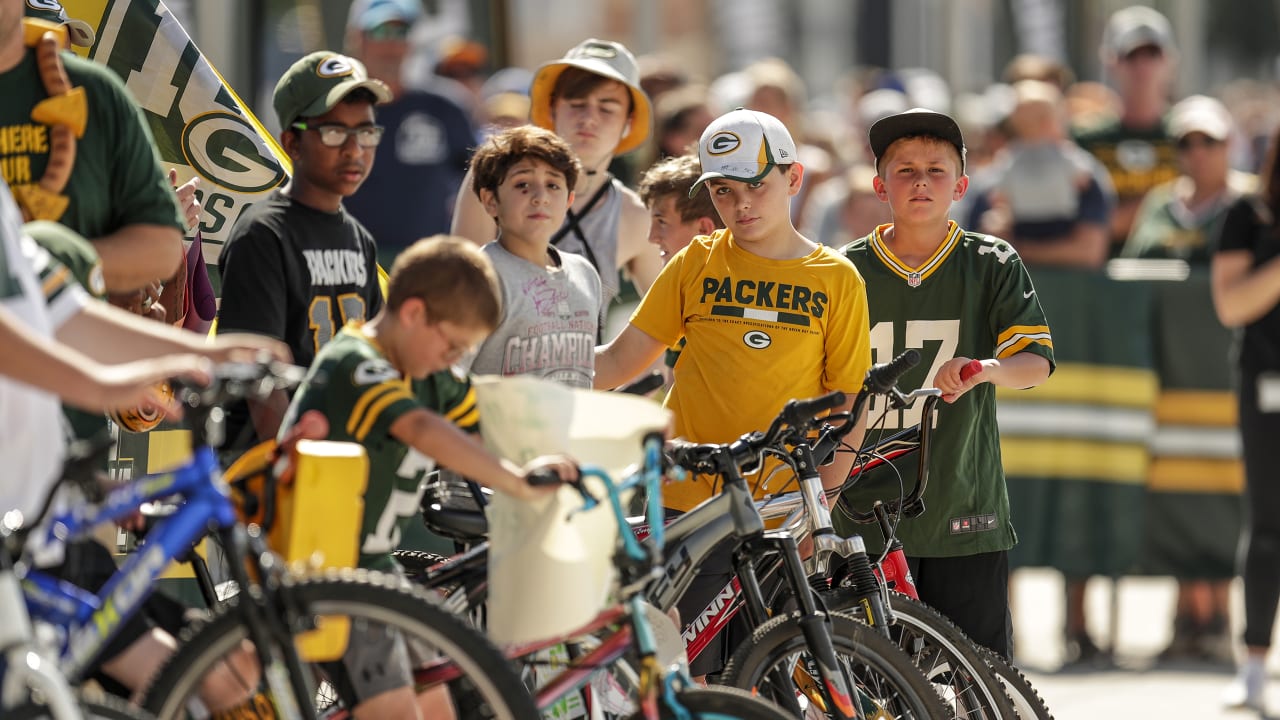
left=282, top=324, right=478, bottom=571
left=837, top=222, right=1055, bottom=557
left=23, top=221, right=104, bottom=299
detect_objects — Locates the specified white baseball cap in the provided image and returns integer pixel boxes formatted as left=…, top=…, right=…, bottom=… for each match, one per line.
left=688, top=108, right=797, bottom=197
left=1168, top=95, right=1233, bottom=142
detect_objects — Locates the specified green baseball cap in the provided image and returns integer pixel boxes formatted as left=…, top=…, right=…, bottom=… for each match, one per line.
left=24, top=0, right=96, bottom=48
left=273, top=51, right=393, bottom=130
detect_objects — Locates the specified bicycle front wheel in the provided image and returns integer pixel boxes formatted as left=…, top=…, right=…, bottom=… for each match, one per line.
left=721, top=611, right=947, bottom=719
left=141, top=570, right=538, bottom=720
left=835, top=589, right=1017, bottom=719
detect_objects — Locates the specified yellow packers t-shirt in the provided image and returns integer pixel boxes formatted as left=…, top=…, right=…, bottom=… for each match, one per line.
left=632, top=229, right=871, bottom=511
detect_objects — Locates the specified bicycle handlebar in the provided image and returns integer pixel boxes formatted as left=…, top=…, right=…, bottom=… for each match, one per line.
left=170, top=358, right=307, bottom=409
left=667, top=350, right=922, bottom=477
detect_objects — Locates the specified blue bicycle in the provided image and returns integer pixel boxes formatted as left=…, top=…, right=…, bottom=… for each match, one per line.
left=17, top=362, right=539, bottom=720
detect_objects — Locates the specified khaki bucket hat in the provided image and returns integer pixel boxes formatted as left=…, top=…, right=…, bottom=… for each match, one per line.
left=530, top=39, right=652, bottom=155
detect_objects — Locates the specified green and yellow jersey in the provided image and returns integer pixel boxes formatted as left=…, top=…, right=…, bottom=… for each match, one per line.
left=281, top=323, right=477, bottom=571
left=838, top=222, right=1055, bottom=557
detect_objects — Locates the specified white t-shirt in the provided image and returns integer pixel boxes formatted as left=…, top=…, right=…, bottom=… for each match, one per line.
left=0, top=178, right=88, bottom=523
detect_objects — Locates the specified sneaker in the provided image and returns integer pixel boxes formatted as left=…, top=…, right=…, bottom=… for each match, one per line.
left=1223, top=665, right=1265, bottom=712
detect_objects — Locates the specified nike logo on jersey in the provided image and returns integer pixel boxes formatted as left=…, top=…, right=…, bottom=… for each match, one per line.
left=1023, top=290, right=1035, bottom=299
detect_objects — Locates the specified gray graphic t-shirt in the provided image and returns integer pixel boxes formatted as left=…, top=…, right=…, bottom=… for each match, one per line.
left=463, top=243, right=601, bottom=388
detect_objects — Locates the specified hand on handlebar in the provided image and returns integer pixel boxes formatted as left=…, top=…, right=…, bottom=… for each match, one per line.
left=206, top=333, right=293, bottom=365
left=101, top=354, right=211, bottom=420
left=935, top=358, right=985, bottom=403
left=518, top=455, right=579, bottom=500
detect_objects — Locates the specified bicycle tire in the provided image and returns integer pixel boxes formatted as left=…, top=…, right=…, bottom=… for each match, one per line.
left=721, top=610, right=948, bottom=719
left=973, top=645, right=1054, bottom=720
left=834, top=589, right=1017, bottom=719
left=9, top=692, right=155, bottom=718
left=140, top=570, right=539, bottom=720
left=633, top=685, right=792, bottom=720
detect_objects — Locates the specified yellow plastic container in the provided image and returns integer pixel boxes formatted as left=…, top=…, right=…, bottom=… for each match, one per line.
left=270, top=439, right=369, bottom=662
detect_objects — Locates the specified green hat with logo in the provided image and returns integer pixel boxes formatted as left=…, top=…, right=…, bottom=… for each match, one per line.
left=272, top=51, right=393, bottom=130
left=24, top=0, right=96, bottom=48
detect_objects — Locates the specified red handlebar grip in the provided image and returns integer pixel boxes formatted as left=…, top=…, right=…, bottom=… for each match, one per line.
left=960, top=360, right=983, bottom=381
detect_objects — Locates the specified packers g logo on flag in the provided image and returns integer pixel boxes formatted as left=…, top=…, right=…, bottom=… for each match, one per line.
left=317, top=55, right=356, bottom=78
left=708, top=132, right=741, bottom=156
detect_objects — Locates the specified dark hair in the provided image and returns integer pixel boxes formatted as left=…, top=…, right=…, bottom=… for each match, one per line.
left=638, top=153, right=723, bottom=228
left=386, top=236, right=501, bottom=329
left=551, top=67, right=634, bottom=116
left=469, top=125, right=582, bottom=199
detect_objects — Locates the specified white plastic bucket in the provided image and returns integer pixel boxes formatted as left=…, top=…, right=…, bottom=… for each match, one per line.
left=473, top=375, right=670, bottom=646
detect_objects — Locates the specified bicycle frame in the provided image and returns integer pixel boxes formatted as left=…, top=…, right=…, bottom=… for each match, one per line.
left=21, top=446, right=231, bottom=680
left=18, top=367, right=321, bottom=720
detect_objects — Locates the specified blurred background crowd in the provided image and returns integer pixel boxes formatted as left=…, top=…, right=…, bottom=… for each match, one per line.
left=151, top=0, right=1280, bottom=683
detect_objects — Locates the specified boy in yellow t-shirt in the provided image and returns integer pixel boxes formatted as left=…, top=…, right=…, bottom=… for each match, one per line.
left=594, top=108, right=871, bottom=676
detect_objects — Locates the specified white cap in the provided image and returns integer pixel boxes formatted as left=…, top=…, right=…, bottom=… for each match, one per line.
left=689, top=108, right=797, bottom=197
left=1168, top=95, right=1233, bottom=142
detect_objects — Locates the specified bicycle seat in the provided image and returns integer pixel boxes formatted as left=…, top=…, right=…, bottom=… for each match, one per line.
left=420, top=472, right=489, bottom=542
left=420, top=503, right=488, bottom=542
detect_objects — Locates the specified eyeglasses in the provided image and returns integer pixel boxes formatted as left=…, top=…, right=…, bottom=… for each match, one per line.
left=429, top=322, right=475, bottom=359
left=365, top=22, right=410, bottom=42
left=291, top=122, right=385, bottom=148
left=1176, top=135, right=1224, bottom=151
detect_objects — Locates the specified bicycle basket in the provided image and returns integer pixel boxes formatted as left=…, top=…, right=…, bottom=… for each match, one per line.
left=473, top=375, right=670, bottom=646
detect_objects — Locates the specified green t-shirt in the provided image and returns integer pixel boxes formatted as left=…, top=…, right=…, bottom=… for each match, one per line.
left=0, top=48, right=182, bottom=237
left=1121, top=171, right=1257, bottom=265
left=837, top=222, right=1056, bottom=557
left=282, top=325, right=478, bottom=571
left=1073, top=116, right=1179, bottom=206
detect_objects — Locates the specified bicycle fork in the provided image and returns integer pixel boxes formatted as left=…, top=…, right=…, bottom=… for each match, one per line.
left=741, top=533, right=860, bottom=720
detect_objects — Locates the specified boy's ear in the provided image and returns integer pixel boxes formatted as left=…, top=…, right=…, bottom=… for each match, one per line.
left=696, top=216, right=718, bottom=235
left=952, top=175, right=970, bottom=202
left=785, top=163, right=805, bottom=197
left=281, top=128, right=301, bottom=160
left=397, top=296, right=427, bottom=326
left=872, top=174, right=890, bottom=202
left=478, top=188, right=500, bottom=220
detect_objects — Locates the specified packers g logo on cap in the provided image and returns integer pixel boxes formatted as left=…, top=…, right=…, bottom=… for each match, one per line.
left=317, top=55, right=357, bottom=78
left=26, top=0, right=64, bottom=13
left=708, top=131, right=741, bottom=156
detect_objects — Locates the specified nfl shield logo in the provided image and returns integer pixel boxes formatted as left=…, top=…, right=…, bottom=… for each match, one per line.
left=907, top=272, right=922, bottom=287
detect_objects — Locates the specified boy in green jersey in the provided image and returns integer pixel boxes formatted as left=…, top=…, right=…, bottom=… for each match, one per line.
left=279, top=235, right=574, bottom=718
left=839, top=108, right=1055, bottom=658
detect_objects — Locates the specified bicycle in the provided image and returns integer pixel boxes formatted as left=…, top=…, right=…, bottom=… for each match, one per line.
left=0, top=482, right=153, bottom=720
left=403, top=362, right=950, bottom=719
left=819, top=365, right=1054, bottom=720
left=717, top=358, right=1050, bottom=719
left=15, top=361, right=538, bottom=720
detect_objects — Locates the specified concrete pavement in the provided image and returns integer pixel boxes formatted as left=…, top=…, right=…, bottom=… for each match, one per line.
left=1010, top=568, right=1271, bottom=719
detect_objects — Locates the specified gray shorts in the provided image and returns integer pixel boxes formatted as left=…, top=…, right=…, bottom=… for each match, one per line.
left=325, top=620, right=423, bottom=704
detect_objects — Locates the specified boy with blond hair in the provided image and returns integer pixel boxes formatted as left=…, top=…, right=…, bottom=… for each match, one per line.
left=279, top=235, right=574, bottom=717
left=839, top=108, right=1055, bottom=657
left=595, top=108, right=872, bottom=676
left=462, top=125, right=600, bottom=387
